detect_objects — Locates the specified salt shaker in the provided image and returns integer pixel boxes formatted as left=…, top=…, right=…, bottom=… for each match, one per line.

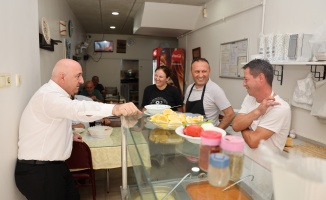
left=221, top=135, right=245, bottom=181
left=208, top=153, right=230, bottom=187
left=199, top=130, right=222, bottom=171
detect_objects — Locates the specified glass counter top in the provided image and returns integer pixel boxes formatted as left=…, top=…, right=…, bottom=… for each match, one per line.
left=80, top=127, right=147, bottom=148
left=121, top=115, right=273, bottom=200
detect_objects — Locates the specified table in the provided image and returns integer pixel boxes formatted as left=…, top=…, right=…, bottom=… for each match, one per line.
left=81, top=127, right=150, bottom=169
left=105, top=96, right=126, bottom=104
left=80, top=127, right=151, bottom=191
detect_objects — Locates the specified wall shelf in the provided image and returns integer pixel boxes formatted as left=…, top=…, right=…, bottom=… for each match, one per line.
left=271, top=61, right=326, bottom=85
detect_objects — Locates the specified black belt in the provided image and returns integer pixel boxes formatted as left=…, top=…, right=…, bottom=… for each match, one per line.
left=17, top=159, right=64, bottom=165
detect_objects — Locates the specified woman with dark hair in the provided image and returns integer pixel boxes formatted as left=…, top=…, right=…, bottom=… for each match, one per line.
left=141, top=65, right=183, bottom=112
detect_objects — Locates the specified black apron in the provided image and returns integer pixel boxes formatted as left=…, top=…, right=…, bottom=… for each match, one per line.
left=185, top=84, right=206, bottom=116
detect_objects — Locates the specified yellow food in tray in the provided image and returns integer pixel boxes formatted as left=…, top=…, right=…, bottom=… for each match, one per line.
left=149, top=109, right=204, bottom=130
left=149, top=129, right=184, bottom=144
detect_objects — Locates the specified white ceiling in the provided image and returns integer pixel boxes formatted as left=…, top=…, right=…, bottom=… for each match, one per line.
left=66, top=0, right=211, bottom=37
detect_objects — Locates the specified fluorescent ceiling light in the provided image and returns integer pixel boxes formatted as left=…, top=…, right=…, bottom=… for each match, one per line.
left=112, top=12, right=119, bottom=15
left=110, top=26, right=116, bottom=29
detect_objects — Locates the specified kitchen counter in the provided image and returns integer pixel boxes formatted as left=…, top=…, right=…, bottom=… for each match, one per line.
left=226, top=126, right=326, bottom=160
left=120, top=115, right=273, bottom=200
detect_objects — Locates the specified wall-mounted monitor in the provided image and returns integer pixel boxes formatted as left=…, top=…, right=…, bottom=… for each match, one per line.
left=94, top=40, right=114, bottom=52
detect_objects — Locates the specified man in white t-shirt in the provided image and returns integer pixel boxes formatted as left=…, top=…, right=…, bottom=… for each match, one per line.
left=232, top=59, right=291, bottom=169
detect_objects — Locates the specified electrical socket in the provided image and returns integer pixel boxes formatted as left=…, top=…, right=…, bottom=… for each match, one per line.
left=5, top=75, right=11, bottom=87
left=15, top=74, right=22, bottom=86
left=0, top=74, right=11, bottom=88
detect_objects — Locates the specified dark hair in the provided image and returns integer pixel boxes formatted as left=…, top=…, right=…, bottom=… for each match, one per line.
left=191, top=57, right=209, bottom=65
left=156, top=66, right=171, bottom=78
left=191, top=58, right=210, bottom=70
left=243, top=59, right=274, bottom=87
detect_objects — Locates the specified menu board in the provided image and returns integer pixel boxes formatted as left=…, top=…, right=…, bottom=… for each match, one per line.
left=219, top=38, right=248, bottom=78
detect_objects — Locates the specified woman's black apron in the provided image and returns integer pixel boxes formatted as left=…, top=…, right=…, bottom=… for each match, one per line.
left=185, top=84, right=206, bottom=116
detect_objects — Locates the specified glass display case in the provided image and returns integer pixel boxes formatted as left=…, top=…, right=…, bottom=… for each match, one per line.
left=120, top=115, right=274, bottom=200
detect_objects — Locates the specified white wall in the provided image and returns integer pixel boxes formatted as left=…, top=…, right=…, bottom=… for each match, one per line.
left=38, top=0, right=86, bottom=84
left=179, top=0, right=326, bottom=144
left=0, top=0, right=86, bottom=199
left=0, top=1, right=39, bottom=199
left=84, top=34, right=178, bottom=91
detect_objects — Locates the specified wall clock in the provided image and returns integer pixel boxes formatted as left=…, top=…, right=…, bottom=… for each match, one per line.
left=41, top=17, right=51, bottom=44
left=68, top=20, right=73, bottom=37
left=127, top=38, right=135, bottom=46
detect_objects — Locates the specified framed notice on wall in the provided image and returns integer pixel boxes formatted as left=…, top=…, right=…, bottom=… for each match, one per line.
left=219, top=38, right=248, bottom=78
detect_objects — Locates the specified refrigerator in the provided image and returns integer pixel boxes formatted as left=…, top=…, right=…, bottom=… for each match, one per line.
left=152, top=48, right=185, bottom=97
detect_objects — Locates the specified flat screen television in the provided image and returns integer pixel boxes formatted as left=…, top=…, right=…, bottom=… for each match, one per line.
left=94, top=40, right=114, bottom=52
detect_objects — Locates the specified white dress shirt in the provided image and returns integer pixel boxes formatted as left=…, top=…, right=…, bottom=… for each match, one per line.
left=18, top=80, right=115, bottom=161
left=72, top=95, right=93, bottom=128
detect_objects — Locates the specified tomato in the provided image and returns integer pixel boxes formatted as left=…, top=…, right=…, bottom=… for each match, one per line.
left=183, top=124, right=203, bottom=137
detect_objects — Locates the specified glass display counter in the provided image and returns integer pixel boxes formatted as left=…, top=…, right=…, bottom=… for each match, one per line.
left=120, top=115, right=274, bottom=200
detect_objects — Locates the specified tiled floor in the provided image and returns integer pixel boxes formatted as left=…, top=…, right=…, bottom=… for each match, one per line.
left=78, top=168, right=123, bottom=200
left=78, top=155, right=199, bottom=200
left=79, top=151, right=198, bottom=200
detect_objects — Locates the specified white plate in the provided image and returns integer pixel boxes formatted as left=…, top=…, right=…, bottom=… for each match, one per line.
left=175, top=126, right=227, bottom=144
left=175, top=126, right=201, bottom=144
left=144, top=111, right=151, bottom=116
left=73, top=128, right=85, bottom=134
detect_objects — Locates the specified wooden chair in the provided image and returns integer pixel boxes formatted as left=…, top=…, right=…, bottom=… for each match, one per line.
left=65, top=142, right=96, bottom=200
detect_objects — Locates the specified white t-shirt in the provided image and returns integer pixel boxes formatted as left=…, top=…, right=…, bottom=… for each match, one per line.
left=239, top=94, right=291, bottom=169
left=184, top=79, right=232, bottom=126
left=18, top=80, right=115, bottom=161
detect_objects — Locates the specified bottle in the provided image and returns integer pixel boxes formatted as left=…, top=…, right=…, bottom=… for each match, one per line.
left=208, top=153, right=230, bottom=187
left=199, top=130, right=222, bottom=171
left=220, top=135, right=245, bottom=181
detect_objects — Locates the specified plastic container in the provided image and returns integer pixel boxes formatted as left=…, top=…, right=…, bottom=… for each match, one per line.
left=208, top=153, right=230, bottom=187
left=199, top=130, right=222, bottom=171
left=220, top=135, right=245, bottom=181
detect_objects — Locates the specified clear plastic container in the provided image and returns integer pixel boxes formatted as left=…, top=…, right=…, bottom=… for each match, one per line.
left=199, top=130, right=222, bottom=171
left=220, top=135, right=245, bottom=181
left=208, top=153, right=230, bottom=187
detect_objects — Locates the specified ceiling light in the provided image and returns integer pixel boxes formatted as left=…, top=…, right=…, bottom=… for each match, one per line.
left=110, top=26, right=116, bottom=29
left=112, top=12, right=119, bottom=15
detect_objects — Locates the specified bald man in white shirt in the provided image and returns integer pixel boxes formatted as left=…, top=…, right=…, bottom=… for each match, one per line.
left=15, top=59, right=141, bottom=200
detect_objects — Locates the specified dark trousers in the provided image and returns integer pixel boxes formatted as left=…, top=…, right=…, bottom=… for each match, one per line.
left=15, top=160, right=80, bottom=200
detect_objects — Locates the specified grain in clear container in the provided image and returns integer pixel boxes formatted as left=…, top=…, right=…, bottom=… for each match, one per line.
left=220, top=135, right=245, bottom=181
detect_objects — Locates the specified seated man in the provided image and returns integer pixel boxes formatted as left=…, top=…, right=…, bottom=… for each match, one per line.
left=80, top=81, right=104, bottom=102
left=92, top=75, right=107, bottom=99
left=232, top=59, right=291, bottom=169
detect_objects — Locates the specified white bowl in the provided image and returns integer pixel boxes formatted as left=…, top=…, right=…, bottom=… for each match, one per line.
left=88, top=126, right=113, bottom=138
left=144, top=104, right=171, bottom=115
left=73, top=128, right=85, bottom=134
